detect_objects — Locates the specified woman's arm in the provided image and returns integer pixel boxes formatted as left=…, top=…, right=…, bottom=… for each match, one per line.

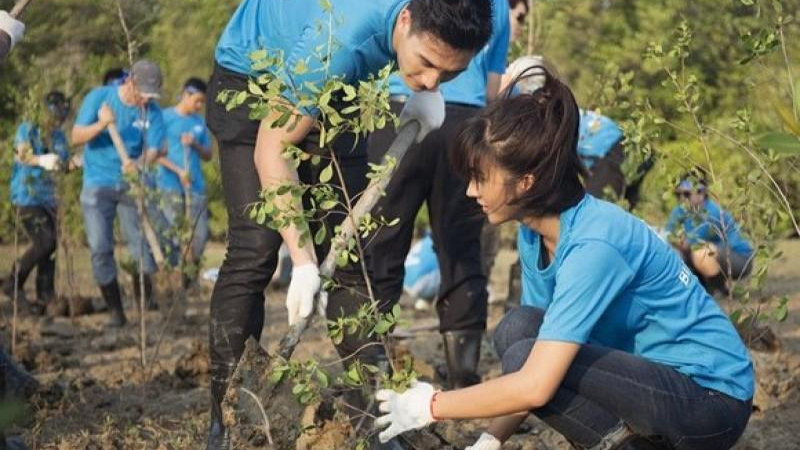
left=432, top=340, right=579, bottom=420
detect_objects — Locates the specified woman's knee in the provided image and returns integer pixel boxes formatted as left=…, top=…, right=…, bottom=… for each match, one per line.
left=501, top=338, right=536, bottom=374
left=493, top=306, right=544, bottom=358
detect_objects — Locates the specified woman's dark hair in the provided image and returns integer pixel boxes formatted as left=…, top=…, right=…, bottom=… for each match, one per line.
left=102, top=67, right=127, bottom=86
left=450, top=66, right=586, bottom=218
left=408, top=0, right=493, bottom=54
left=509, top=0, right=529, bottom=11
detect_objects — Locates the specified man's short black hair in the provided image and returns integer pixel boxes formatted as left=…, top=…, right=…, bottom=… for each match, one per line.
left=183, top=77, right=207, bottom=94
left=408, top=0, right=493, bottom=54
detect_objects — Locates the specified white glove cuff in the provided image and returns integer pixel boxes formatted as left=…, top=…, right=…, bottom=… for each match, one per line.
left=472, top=432, right=502, bottom=450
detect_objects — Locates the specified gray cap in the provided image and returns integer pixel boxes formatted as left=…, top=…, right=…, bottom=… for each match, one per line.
left=131, top=59, right=163, bottom=98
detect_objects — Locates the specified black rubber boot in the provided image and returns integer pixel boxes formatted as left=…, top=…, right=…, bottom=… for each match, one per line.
left=207, top=362, right=233, bottom=450
left=32, top=259, right=56, bottom=316
left=132, top=273, right=158, bottom=311
left=441, top=330, right=483, bottom=389
left=100, top=279, right=127, bottom=328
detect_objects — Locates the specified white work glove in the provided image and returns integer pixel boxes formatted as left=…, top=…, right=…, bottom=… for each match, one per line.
left=286, top=263, right=321, bottom=326
left=36, top=154, right=61, bottom=171
left=466, top=432, right=503, bottom=450
left=0, top=11, right=25, bottom=50
left=399, top=90, right=445, bottom=143
left=375, top=380, right=437, bottom=443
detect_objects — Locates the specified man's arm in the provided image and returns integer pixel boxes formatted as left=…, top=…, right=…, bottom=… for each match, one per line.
left=157, top=156, right=190, bottom=187
left=72, top=104, right=114, bottom=146
left=0, top=10, right=24, bottom=60
left=254, top=110, right=317, bottom=265
left=191, top=140, right=213, bottom=161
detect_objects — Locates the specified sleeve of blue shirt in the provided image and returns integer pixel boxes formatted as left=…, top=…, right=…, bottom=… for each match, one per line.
left=486, top=1, right=510, bottom=74
left=145, top=106, right=166, bottom=153
left=13, top=122, right=31, bottom=148
left=538, top=241, right=635, bottom=344
left=74, top=88, right=105, bottom=127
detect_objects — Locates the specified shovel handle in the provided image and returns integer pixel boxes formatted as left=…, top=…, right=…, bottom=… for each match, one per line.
left=276, top=120, right=421, bottom=361
left=10, top=0, right=34, bottom=18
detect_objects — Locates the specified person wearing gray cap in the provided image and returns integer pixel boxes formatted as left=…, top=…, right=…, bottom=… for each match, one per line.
left=70, top=59, right=166, bottom=328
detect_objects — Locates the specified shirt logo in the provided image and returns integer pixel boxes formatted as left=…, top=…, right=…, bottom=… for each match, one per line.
left=679, top=267, right=691, bottom=287
left=133, top=119, right=150, bottom=130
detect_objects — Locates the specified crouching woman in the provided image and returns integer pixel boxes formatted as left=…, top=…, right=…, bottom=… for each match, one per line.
left=374, top=68, right=753, bottom=450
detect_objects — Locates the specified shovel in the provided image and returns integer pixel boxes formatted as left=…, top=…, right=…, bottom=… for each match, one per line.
left=106, top=120, right=166, bottom=266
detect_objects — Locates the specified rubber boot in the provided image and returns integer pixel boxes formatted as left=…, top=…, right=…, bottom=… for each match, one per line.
left=100, top=279, right=127, bottom=328
left=32, top=258, right=56, bottom=316
left=132, top=273, right=158, bottom=311
left=207, top=362, right=233, bottom=450
left=441, top=330, right=482, bottom=389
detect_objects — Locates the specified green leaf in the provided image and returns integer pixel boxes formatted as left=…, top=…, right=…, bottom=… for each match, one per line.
left=373, top=320, right=392, bottom=335
left=392, top=304, right=402, bottom=319
left=320, top=200, right=337, bottom=210
left=292, top=383, right=306, bottom=395
left=314, top=226, right=327, bottom=245
left=248, top=80, right=264, bottom=97
left=315, top=370, right=330, bottom=388
left=758, top=132, right=800, bottom=155
left=319, top=163, right=334, bottom=183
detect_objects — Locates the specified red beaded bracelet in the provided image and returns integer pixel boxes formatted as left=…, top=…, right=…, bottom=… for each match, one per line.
left=429, top=391, right=442, bottom=421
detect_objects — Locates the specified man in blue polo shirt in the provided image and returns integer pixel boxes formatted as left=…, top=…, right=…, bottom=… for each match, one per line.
left=350, top=0, right=509, bottom=391
left=71, top=59, right=165, bottom=328
left=155, top=78, right=212, bottom=286
left=206, top=1, right=493, bottom=447
left=3, top=92, right=70, bottom=315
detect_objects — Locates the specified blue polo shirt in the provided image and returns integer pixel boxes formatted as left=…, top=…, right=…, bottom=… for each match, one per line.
left=666, top=199, right=753, bottom=256
left=10, top=122, right=69, bottom=207
left=74, top=86, right=165, bottom=189
left=577, top=110, right=623, bottom=168
left=215, top=0, right=410, bottom=114
left=388, top=0, right=509, bottom=107
left=518, top=195, right=754, bottom=401
left=156, top=108, right=211, bottom=195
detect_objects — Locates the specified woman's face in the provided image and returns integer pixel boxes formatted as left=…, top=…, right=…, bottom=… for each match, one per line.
left=465, top=160, right=527, bottom=225
left=509, top=2, right=529, bottom=43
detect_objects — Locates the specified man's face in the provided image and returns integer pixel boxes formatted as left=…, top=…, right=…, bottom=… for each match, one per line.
left=183, top=92, right=206, bottom=114
left=124, top=79, right=153, bottom=107
left=394, top=9, right=473, bottom=91
left=509, top=2, right=529, bottom=43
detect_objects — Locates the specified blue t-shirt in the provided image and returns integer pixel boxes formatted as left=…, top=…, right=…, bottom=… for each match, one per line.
left=10, top=122, right=69, bottom=207
left=74, top=86, right=165, bottom=188
left=388, top=0, right=509, bottom=107
left=577, top=110, right=623, bottom=168
left=666, top=199, right=753, bottom=255
left=518, top=195, right=754, bottom=401
left=215, top=0, right=410, bottom=115
left=156, top=108, right=211, bottom=195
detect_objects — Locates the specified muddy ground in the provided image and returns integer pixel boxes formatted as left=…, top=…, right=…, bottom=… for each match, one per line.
left=0, top=240, right=798, bottom=449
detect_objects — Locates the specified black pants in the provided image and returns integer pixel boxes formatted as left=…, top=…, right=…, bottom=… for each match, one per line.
left=495, top=307, right=752, bottom=449
left=206, top=64, right=371, bottom=385
left=9, top=206, right=57, bottom=301
left=349, top=100, right=488, bottom=337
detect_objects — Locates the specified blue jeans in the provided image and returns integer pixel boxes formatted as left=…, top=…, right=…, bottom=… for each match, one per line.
left=494, top=307, right=752, bottom=450
left=153, top=191, right=209, bottom=267
left=80, top=185, right=157, bottom=285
